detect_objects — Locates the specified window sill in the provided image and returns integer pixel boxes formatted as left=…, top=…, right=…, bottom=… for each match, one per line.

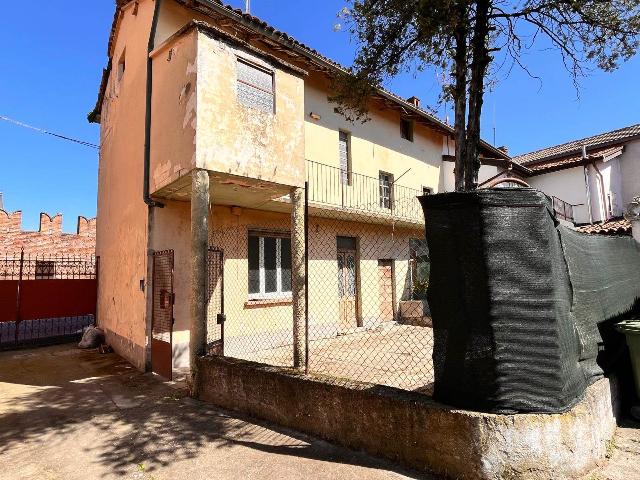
left=244, top=297, right=293, bottom=309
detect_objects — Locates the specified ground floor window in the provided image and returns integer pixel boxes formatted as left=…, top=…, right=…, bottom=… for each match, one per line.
left=248, top=231, right=292, bottom=299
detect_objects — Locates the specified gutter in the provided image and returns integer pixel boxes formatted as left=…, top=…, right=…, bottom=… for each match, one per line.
left=143, top=0, right=164, bottom=208
left=592, top=161, right=608, bottom=223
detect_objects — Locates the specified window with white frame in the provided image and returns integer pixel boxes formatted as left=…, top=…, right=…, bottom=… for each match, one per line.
left=236, top=58, right=275, bottom=114
left=248, top=231, right=292, bottom=299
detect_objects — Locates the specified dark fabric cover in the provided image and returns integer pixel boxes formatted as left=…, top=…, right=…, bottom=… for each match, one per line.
left=419, top=188, right=640, bottom=413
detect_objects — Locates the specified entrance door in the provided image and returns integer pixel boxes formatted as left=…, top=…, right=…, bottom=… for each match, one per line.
left=152, top=250, right=174, bottom=380
left=337, top=236, right=359, bottom=331
left=378, top=259, right=395, bottom=322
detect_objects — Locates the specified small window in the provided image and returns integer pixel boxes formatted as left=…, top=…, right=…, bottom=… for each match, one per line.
left=422, top=187, right=433, bottom=195
left=400, top=118, right=414, bottom=142
left=237, top=58, right=275, bottom=114
left=338, top=131, right=352, bottom=186
left=379, top=171, right=394, bottom=209
left=35, top=260, right=55, bottom=279
left=117, top=50, right=126, bottom=83
left=248, top=232, right=291, bottom=299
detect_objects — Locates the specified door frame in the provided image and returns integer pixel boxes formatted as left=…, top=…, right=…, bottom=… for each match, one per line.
left=337, top=236, right=362, bottom=329
left=151, top=250, right=174, bottom=380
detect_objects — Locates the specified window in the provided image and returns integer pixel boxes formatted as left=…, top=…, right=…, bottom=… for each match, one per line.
left=237, top=58, right=274, bottom=114
left=35, top=260, right=55, bottom=279
left=422, top=186, right=433, bottom=195
left=338, top=131, right=352, bottom=185
left=409, top=239, right=430, bottom=300
left=379, top=171, right=394, bottom=209
left=248, top=231, right=291, bottom=299
left=400, top=118, right=414, bottom=142
left=117, top=50, right=126, bottom=83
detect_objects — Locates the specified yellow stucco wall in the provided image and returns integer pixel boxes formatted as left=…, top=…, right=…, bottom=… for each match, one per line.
left=96, top=0, right=156, bottom=370
left=150, top=30, right=198, bottom=193
left=195, top=32, right=306, bottom=188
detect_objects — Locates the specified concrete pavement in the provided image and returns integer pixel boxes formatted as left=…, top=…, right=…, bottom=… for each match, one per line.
left=0, top=344, right=431, bottom=480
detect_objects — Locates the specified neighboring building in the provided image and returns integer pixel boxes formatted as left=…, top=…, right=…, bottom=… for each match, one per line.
left=0, top=209, right=96, bottom=256
left=511, top=124, right=640, bottom=234
left=90, top=0, right=511, bottom=376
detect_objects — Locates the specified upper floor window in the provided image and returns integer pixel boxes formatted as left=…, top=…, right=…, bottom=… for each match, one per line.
left=338, top=131, right=352, bottom=185
left=237, top=58, right=274, bottom=114
left=379, top=171, right=394, bottom=209
left=422, top=186, right=433, bottom=195
left=400, top=118, right=414, bottom=142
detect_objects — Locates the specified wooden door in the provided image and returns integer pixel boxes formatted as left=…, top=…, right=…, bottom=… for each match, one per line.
left=378, top=259, right=395, bottom=322
left=337, top=248, right=358, bottom=331
left=152, top=250, right=174, bottom=380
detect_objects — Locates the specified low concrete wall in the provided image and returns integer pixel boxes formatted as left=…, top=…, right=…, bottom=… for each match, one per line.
left=196, top=356, right=618, bottom=479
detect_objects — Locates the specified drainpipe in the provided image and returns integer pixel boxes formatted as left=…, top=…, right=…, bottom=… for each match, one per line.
left=592, top=161, right=608, bottom=223
left=584, top=166, right=593, bottom=224
left=143, top=0, right=164, bottom=208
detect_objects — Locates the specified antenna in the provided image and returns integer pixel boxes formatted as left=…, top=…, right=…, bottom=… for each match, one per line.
left=245, top=0, right=250, bottom=14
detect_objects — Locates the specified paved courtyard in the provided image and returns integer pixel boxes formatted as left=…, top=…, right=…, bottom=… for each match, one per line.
left=236, top=322, right=435, bottom=394
left=0, top=344, right=431, bottom=480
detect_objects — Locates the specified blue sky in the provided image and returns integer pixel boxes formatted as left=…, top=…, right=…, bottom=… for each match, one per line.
left=1, top=0, right=638, bottom=232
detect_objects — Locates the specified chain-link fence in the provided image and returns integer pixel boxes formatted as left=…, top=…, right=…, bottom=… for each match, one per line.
left=205, top=186, right=434, bottom=396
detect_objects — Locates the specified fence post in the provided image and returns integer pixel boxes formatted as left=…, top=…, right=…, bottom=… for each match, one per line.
left=14, top=248, right=24, bottom=345
left=304, top=181, right=310, bottom=374
left=291, top=186, right=306, bottom=369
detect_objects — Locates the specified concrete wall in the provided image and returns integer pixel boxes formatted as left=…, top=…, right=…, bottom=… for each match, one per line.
left=96, top=0, right=155, bottom=370
left=197, top=356, right=618, bottom=480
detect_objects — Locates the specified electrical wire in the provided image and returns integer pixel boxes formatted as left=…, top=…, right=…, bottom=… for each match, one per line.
left=0, top=115, right=99, bottom=150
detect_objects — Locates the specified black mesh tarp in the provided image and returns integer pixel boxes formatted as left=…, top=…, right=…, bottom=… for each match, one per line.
left=419, top=188, right=640, bottom=413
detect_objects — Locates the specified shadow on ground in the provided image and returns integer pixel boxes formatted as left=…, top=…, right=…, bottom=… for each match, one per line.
left=0, top=344, right=433, bottom=479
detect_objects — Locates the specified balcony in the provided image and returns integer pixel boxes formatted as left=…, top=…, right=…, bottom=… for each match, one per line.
left=552, top=196, right=575, bottom=224
left=305, top=160, right=424, bottom=225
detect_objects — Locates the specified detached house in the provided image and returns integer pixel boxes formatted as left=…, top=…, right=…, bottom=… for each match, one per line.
left=90, top=0, right=511, bottom=380
left=510, top=124, right=640, bottom=234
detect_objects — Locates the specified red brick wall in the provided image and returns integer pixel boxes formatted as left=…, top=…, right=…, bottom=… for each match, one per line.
left=0, top=210, right=96, bottom=256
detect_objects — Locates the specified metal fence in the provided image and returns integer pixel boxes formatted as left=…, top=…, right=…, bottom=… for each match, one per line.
left=205, top=186, right=434, bottom=396
left=552, top=196, right=575, bottom=223
left=0, top=251, right=97, bottom=349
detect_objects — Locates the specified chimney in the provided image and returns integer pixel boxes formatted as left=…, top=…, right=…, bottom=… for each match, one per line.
left=407, top=96, right=421, bottom=108
left=245, top=0, right=250, bottom=14
left=39, top=213, right=63, bottom=235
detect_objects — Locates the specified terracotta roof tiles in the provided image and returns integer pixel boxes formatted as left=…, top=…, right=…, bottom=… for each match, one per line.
left=575, top=218, right=632, bottom=235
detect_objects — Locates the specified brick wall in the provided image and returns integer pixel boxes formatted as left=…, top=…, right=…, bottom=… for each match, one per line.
left=0, top=210, right=96, bottom=256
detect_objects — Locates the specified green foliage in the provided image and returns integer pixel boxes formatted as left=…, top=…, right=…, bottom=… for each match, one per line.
left=332, top=0, right=640, bottom=190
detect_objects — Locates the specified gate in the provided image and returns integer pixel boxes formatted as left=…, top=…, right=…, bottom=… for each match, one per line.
left=206, top=247, right=224, bottom=355
left=151, top=250, right=174, bottom=379
left=0, top=250, right=97, bottom=350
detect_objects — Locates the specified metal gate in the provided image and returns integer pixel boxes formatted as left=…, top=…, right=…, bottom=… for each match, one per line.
left=206, top=247, right=224, bottom=355
left=151, top=250, right=174, bottom=379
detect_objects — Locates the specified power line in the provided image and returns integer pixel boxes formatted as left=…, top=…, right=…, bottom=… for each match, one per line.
left=0, top=115, right=99, bottom=150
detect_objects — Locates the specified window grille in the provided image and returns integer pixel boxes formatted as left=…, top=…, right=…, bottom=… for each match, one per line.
left=237, top=58, right=274, bottom=113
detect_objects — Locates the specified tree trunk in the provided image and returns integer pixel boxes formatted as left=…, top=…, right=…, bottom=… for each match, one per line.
left=464, top=0, right=491, bottom=191
left=453, top=2, right=469, bottom=192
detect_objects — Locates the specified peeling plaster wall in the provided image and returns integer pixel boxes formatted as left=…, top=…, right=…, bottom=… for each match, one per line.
left=196, top=32, right=305, bottom=188
left=96, top=0, right=155, bottom=370
left=150, top=30, right=198, bottom=193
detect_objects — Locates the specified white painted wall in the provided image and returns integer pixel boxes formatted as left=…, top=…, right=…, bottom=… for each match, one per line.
left=439, top=160, right=500, bottom=192
left=527, top=166, right=590, bottom=224
left=619, top=139, right=640, bottom=207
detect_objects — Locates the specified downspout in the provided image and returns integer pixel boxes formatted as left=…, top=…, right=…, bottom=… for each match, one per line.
left=583, top=165, right=593, bottom=224
left=144, top=0, right=164, bottom=208
left=592, top=161, right=608, bottom=223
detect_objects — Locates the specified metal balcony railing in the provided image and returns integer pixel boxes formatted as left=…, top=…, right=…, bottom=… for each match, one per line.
left=552, top=196, right=575, bottom=223
left=305, top=159, right=424, bottom=223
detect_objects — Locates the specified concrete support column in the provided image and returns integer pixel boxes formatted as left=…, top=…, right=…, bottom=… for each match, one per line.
left=190, top=169, right=209, bottom=392
left=291, top=186, right=306, bottom=369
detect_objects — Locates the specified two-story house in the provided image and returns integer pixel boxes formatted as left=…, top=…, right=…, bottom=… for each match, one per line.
left=90, top=0, right=512, bottom=380
left=510, top=124, right=640, bottom=234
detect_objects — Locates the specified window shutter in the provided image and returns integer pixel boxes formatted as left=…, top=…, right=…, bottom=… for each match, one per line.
left=237, top=59, right=274, bottom=113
